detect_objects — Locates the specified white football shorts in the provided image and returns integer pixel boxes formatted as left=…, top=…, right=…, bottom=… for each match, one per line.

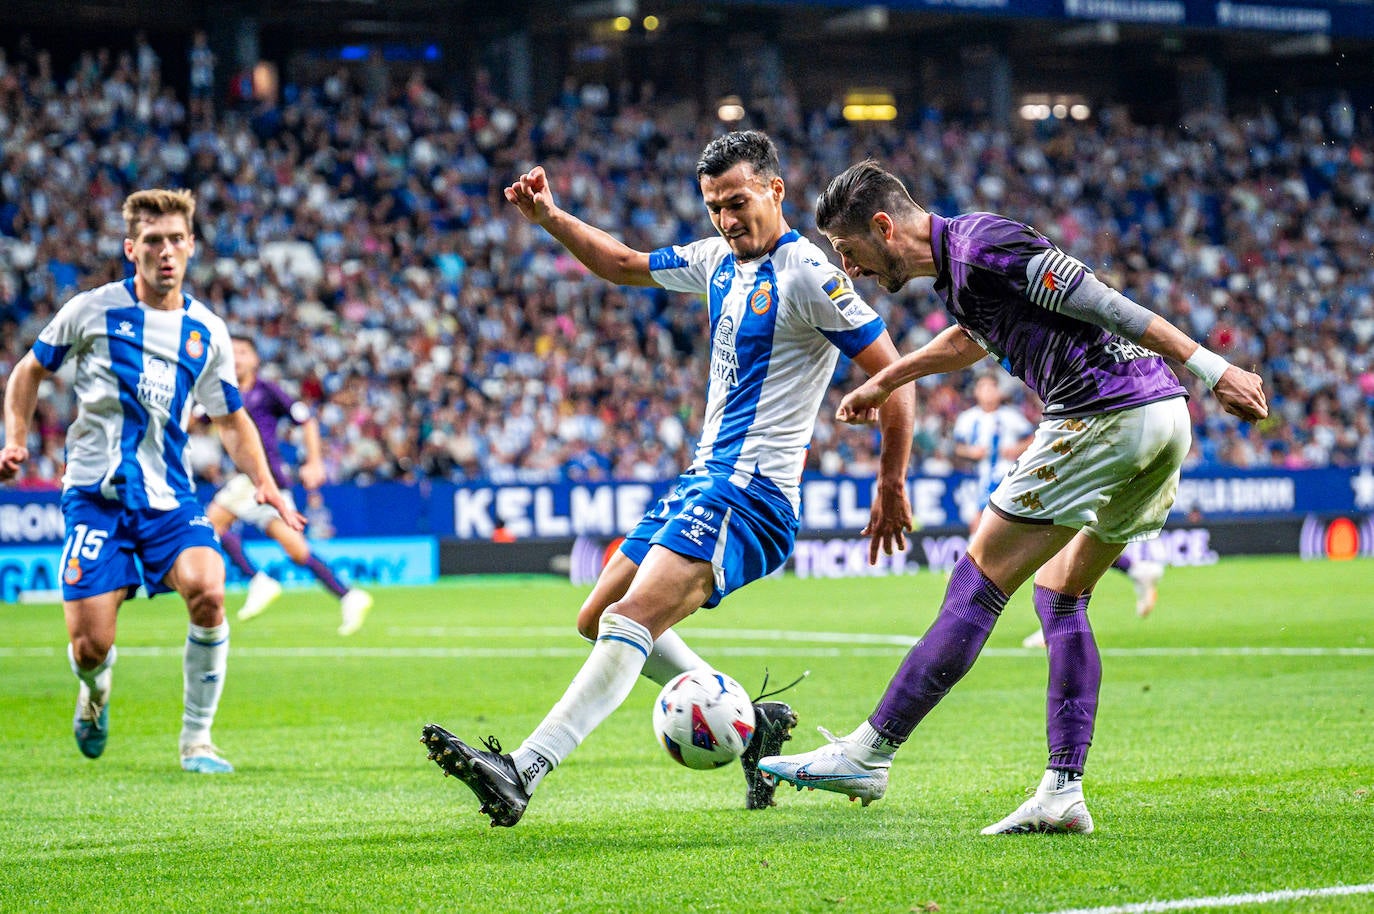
left=988, top=396, right=1190, bottom=544
left=210, top=473, right=294, bottom=532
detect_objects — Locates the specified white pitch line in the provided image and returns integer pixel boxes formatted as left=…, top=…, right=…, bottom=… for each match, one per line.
left=1033, top=882, right=1374, bottom=914
left=2, top=643, right=1372, bottom=660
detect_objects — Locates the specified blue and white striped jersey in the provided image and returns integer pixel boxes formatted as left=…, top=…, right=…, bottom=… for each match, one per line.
left=952, top=403, right=1033, bottom=495
left=32, top=279, right=242, bottom=510
left=649, top=230, right=884, bottom=512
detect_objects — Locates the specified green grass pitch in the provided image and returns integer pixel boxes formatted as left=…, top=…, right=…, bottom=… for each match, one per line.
left=1, top=556, right=1371, bottom=913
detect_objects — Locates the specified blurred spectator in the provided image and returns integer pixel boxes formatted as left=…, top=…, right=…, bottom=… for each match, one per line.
left=0, top=35, right=1371, bottom=494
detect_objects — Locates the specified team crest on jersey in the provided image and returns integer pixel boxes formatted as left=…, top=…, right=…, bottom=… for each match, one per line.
left=185, top=330, right=205, bottom=360
left=749, top=281, right=773, bottom=315
left=63, top=558, right=83, bottom=585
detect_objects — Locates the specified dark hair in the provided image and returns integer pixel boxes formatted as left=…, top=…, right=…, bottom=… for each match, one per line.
left=815, top=160, right=921, bottom=234
left=231, top=336, right=258, bottom=352
left=695, top=131, right=780, bottom=180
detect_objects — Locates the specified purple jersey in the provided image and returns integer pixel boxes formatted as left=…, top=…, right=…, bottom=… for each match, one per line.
left=930, top=213, right=1186, bottom=418
left=242, top=378, right=310, bottom=487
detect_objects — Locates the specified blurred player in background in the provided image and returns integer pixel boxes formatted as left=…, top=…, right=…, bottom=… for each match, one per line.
left=206, top=337, right=373, bottom=636
left=0, top=189, right=303, bottom=773
left=760, top=160, right=1267, bottom=833
left=422, top=131, right=916, bottom=827
left=954, top=373, right=1034, bottom=536
left=951, top=374, right=1165, bottom=647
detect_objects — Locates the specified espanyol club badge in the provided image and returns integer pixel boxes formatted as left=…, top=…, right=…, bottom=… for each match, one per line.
left=63, top=558, right=83, bottom=585
left=185, top=330, right=205, bottom=359
left=749, top=281, right=773, bottom=315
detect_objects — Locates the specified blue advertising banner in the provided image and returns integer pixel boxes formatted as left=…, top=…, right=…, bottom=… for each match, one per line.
left=3, top=465, right=1371, bottom=546
left=0, top=537, right=435, bottom=603
left=228, top=537, right=438, bottom=589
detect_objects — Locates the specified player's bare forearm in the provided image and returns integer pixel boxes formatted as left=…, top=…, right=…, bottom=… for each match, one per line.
left=839, top=326, right=986, bottom=423
left=213, top=409, right=273, bottom=488
left=876, top=325, right=987, bottom=394
left=852, top=335, right=916, bottom=560
left=504, top=165, right=654, bottom=287
left=1138, top=317, right=1268, bottom=422
left=299, top=418, right=327, bottom=489
left=1, top=353, right=49, bottom=478
left=538, top=206, right=656, bottom=287
left=214, top=410, right=306, bottom=530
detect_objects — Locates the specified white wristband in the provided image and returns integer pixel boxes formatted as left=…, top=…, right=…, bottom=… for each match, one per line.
left=1184, top=346, right=1230, bottom=389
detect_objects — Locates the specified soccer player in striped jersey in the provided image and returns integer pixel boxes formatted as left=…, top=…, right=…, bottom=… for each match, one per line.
left=422, top=131, right=916, bottom=827
left=759, top=160, right=1266, bottom=834
left=0, top=189, right=303, bottom=773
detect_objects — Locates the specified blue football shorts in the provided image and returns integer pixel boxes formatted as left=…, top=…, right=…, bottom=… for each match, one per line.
left=620, top=471, right=799, bottom=608
left=59, top=489, right=222, bottom=600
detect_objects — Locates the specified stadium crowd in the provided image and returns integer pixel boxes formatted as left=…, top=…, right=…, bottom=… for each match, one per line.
left=2, top=37, right=1372, bottom=491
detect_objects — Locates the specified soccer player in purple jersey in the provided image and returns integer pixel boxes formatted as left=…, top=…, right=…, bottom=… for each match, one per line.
left=206, top=338, right=373, bottom=635
left=760, top=160, right=1267, bottom=834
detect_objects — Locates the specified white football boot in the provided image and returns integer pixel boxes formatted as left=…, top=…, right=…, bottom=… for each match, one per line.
left=237, top=572, right=283, bottom=621
left=181, top=742, right=235, bottom=774
left=338, top=588, right=374, bottom=636
left=981, top=768, right=1095, bottom=835
left=758, top=727, right=890, bottom=806
left=1127, top=559, right=1164, bottom=617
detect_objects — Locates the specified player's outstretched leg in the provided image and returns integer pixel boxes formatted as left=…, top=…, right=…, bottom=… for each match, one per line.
left=981, top=768, right=1094, bottom=835
left=422, top=724, right=529, bottom=828
left=740, top=700, right=798, bottom=809
left=69, top=644, right=115, bottom=759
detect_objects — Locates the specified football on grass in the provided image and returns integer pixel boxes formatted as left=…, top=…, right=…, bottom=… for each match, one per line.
left=652, top=669, right=756, bottom=770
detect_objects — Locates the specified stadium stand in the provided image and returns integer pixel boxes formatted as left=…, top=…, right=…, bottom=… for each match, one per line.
left=1, top=33, right=1371, bottom=490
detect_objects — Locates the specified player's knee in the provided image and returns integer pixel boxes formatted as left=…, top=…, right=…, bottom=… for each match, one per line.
left=283, top=540, right=311, bottom=565
left=70, top=635, right=112, bottom=670
left=182, top=578, right=226, bottom=623
left=575, top=602, right=604, bottom=642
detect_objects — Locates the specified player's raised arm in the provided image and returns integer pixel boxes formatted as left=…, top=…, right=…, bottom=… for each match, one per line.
left=212, top=409, right=305, bottom=531
left=1047, top=270, right=1268, bottom=423
left=0, top=352, right=52, bottom=481
left=503, top=165, right=655, bottom=287
left=837, top=325, right=988, bottom=424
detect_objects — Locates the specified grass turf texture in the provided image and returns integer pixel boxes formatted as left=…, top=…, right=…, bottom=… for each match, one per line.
left=1, top=556, right=1371, bottom=913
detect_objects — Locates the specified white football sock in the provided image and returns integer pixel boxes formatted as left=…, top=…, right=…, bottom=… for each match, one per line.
left=513, top=612, right=653, bottom=793
left=640, top=627, right=709, bottom=686
left=845, top=720, right=902, bottom=762
left=68, top=643, right=116, bottom=703
left=181, top=622, right=228, bottom=747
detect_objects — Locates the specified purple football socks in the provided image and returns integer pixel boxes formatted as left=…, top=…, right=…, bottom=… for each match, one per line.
left=1034, top=584, right=1101, bottom=773
left=869, top=554, right=1008, bottom=742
